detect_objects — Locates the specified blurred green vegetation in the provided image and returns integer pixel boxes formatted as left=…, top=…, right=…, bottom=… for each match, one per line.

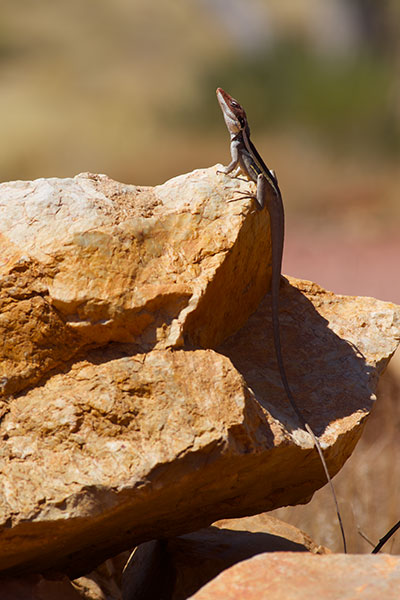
left=171, top=43, right=399, bottom=155
left=0, top=0, right=399, bottom=185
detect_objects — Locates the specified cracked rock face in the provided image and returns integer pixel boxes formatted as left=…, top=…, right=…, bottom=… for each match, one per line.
left=0, top=168, right=399, bottom=576
left=0, top=170, right=270, bottom=397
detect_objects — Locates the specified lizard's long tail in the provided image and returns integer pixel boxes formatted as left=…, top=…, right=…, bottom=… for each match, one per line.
left=267, top=185, right=347, bottom=554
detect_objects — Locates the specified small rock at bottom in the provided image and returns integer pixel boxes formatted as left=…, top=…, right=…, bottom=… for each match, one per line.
left=188, top=552, right=400, bottom=599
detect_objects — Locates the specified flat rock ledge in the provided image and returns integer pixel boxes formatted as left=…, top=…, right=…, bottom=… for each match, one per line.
left=0, top=168, right=399, bottom=577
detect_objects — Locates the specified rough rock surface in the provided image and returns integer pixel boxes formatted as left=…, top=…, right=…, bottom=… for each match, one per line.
left=0, top=169, right=269, bottom=397
left=72, top=552, right=128, bottom=600
left=0, top=573, right=82, bottom=600
left=189, top=552, right=400, bottom=599
left=213, top=513, right=329, bottom=554
left=0, top=168, right=399, bottom=577
left=122, top=514, right=329, bottom=600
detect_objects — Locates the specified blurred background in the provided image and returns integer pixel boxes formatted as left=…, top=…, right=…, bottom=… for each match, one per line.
left=1, top=0, right=399, bottom=553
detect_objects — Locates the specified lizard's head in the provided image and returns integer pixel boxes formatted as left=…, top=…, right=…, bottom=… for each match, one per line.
left=216, top=88, right=247, bottom=135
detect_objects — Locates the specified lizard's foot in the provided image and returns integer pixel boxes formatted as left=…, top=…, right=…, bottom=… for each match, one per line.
left=227, top=189, right=256, bottom=202
left=227, top=195, right=251, bottom=203
left=216, top=167, right=244, bottom=179
left=227, top=190, right=261, bottom=212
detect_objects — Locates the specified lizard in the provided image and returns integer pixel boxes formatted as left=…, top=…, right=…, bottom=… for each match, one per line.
left=216, top=87, right=346, bottom=552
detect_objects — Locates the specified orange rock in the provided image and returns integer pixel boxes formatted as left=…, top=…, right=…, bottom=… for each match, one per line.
left=0, top=573, right=82, bottom=600
left=0, top=169, right=269, bottom=397
left=122, top=515, right=329, bottom=599
left=0, top=168, right=399, bottom=578
left=189, top=552, right=400, bottom=599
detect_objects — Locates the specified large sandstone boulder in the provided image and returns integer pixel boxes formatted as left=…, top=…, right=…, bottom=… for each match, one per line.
left=0, top=167, right=398, bottom=577
left=0, top=169, right=270, bottom=397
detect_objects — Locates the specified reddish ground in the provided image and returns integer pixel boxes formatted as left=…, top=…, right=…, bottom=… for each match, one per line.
left=284, top=227, right=400, bottom=305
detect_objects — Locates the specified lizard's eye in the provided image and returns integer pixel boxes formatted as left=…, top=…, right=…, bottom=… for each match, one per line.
left=231, top=101, right=239, bottom=108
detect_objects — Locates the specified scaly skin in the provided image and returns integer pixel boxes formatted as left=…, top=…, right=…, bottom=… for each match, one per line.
left=216, top=87, right=346, bottom=552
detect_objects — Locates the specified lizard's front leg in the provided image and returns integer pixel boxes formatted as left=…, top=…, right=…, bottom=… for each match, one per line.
left=217, top=138, right=243, bottom=176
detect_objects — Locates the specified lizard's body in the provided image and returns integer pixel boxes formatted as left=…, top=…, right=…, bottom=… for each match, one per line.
left=216, top=87, right=346, bottom=551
